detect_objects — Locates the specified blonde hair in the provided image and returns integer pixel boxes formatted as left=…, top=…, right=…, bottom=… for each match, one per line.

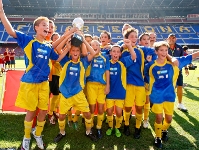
left=33, top=16, right=49, bottom=32
left=153, top=41, right=169, bottom=51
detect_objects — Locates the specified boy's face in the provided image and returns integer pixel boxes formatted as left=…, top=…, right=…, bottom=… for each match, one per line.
left=35, top=20, right=49, bottom=38
left=110, top=47, right=121, bottom=61
left=91, top=41, right=100, bottom=53
left=149, top=33, right=156, bottom=43
left=85, top=37, right=92, bottom=45
left=47, top=22, right=55, bottom=38
left=70, top=46, right=81, bottom=61
left=155, top=45, right=168, bottom=60
left=52, top=34, right=60, bottom=42
left=100, top=33, right=110, bottom=46
left=128, top=32, right=137, bottom=46
left=139, top=35, right=150, bottom=47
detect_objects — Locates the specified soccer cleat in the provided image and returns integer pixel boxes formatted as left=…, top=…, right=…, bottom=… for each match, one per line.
left=86, top=132, right=98, bottom=141
left=97, top=129, right=103, bottom=139
left=134, top=127, right=141, bottom=139
left=21, top=137, right=30, bottom=150
left=154, top=137, right=162, bottom=149
left=32, top=130, right=44, bottom=149
left=54, top=133, right=66, bottom=143
left=115, top=128, right=122, bottom=138
left=162, top=130, right=168, bottom=142
left=143, top=119, right=149, bottom=128
left=177, top=103, right=188, bottom=112
left=123, top=125, right=130, bottom=136
left=106, top=127, right=113, bottom=136
left=73, top=122, right=78, bottom=130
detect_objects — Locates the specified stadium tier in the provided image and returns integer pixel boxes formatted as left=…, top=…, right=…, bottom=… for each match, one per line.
left=0, top=23, right=199, bottom=45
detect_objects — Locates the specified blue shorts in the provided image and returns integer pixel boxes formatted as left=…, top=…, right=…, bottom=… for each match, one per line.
left=177, top=72, right=183, bottom=86
left=10, top=60, right=15, bottom=64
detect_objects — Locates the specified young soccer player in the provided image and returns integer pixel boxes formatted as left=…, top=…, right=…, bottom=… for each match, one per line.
left=144, top=41, right=199, bottom=148
left=53, top=35, right=98, bottom=142
left=0, top=1, right=70, bottom=149
left=10, top=49, right=15, bottom=70
left=3, top=48, right=10, bottom=71
left=0, top=54, right=4, bottom=76
left=121, top=28, right=156, bottom=139
left=100, top=31, right=112, bottom=56
left=139, top=32, right=152, bottom=128
left=84, top=34, right=93, bottom=45
left=106, top=40, right=136, bottom=137
left=85, top=39, right=110, bottom=139
left=149, top=32, right=157, bottom=48
left=48, top=32, right=62, bottom=125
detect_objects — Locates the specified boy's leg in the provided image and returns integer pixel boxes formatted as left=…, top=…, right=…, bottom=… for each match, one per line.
left=143, top=95, right=150, bottom=128
left=106, top=100, right=114, bottom=136
left=96, top=103, right=104, bottom=139
left=115, top=101, right=124, bottom=137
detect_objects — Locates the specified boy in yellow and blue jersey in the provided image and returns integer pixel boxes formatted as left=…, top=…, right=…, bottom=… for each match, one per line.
left=121, top=28, right=156, bottom=139
left=106, top=40, right=136, bottom=138
left=100, top=31, right=112, bottom=56
left=54, top=35, right=98, bottom=142
left=144, top=41, right=199, bottom=148
left=0, top=1, right=70, bottom=149
left=138, top=32, right=154, bottom=129
left=86, top=40, right=110, bottom=139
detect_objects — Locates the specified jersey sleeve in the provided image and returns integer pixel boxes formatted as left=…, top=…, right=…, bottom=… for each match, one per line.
left=50, top=48, right=59, bottom=61
left=120, top=55, right=135, bottom=68
left=105, top=56, right=110, bottom=71
left=177, top=55, right=192, bottom=70
left=144, top=62, right=153, bottom=83
left=15, top=30, right=33, bottom=49
left=121, top=50, right=129, bottom=58
left=82, top=56, right=91, bottom=69
left=60, top=56, right=70, bottom=67
left=140, top=46, right=157, bottom=61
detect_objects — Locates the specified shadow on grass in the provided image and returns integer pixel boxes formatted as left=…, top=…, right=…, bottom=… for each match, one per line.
left=183, top=88, right=199, bottom=101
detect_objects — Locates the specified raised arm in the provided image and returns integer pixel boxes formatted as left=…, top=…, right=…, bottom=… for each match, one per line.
left=123, top=39, right=136, bottom=60
left=0, top=1, right=17, bottom=38
left=83, top=38, right=96, bottom=61
left=56, top=40, right=71, bottom=62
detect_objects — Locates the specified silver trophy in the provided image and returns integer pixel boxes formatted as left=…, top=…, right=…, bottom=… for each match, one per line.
left=71, top=17, right=84, bottom=47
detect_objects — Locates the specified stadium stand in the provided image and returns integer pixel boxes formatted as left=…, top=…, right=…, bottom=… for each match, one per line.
left=0, top=23, right=198, bottom=45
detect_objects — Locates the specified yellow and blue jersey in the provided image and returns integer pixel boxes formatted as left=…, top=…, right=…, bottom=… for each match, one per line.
left=59, top=56, right=90, bottom=98
left=15, top=30, right=59, bottom=83
left=100, top=45, right=110, bottom=56
left=121, top=46, right=156, bottom=86
left=145, top=55, right=192, bottom=104
left=86, top=53, right=110, bottom=84
left=106, top=56, right=135, bottom=100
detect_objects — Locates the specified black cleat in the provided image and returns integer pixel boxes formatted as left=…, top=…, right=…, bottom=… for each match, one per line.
left=162, top=130, right=168, bottom=142
left=54, top=133, right=66, bottom=143
left=134, top=127, right=141, bottom=139
left=97, top=129, right=103, bottom=139
left=86, top=132, right=98, bottom=141
left=124, top=125, right=130, bottom=136
left=154, top=137, right=162, bottom=149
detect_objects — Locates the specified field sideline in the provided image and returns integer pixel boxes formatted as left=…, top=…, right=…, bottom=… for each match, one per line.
left=0, top=59, right=199, bottom=150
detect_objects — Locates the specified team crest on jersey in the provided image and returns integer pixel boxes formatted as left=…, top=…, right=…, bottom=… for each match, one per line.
left=110, top=67, right=117, bottom=71
left=94, top=59, right=103, bottom=63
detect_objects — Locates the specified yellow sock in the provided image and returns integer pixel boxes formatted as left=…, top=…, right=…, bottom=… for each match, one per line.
left=96, top=114, right=104, bottom=129
left=49, top=95, right=59, bottom=115
left=135, top=112, right=142, bottom=129
left=72, top=110, right=81, bottom=122
left=85, top=118, right=92, bottom=133
left=35, top=120, right=46, bottom=136
left=24, top=120, right=33, bottom=138
left=58, top=119, right=66, bottom=134
left=162, top=120, right=171, bottom=131
left=144, top=103, right=150, bottom=120
left=107, top=115, right=113, bottom=128
left=67, top=110, right=72, bottom=121
left=115, top=116, right=123, bottom=129
left=91, top=113, right=94, bottom=127
left=124, top=111, right=131, bottom=126
left=154, top=122, right=162, bottom=138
